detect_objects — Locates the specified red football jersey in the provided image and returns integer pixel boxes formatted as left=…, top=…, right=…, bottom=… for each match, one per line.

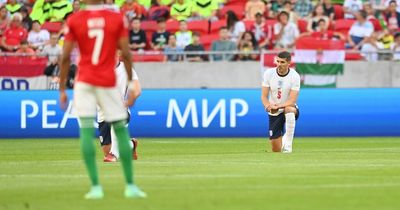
left=64, top=5, right=129, bottom=87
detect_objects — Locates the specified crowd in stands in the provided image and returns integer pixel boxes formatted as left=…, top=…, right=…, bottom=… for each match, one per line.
left=0, top=0, right=400, bottom=64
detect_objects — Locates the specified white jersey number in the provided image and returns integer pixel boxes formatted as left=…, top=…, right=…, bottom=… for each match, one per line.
left=88, top=29, right=104, bottom=65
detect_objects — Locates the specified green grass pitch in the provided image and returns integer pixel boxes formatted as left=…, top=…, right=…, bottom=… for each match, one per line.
left=0, top=137, right=399, bottom=210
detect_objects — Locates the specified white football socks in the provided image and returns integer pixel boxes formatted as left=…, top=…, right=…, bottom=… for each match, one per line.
left=283, top=112, right=296, bottom=152
left=110, top=125, right=133, bottom=159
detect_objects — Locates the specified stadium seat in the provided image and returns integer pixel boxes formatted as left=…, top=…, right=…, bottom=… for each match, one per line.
left=333, top=4, right=344, bottom=19
left=132, top=52, right=165, bottom=62
left=219, top=5, right=245, bottom=19
left=41, top=22, right=62, bottom=33
left=345, top=52, right=363, bottom=60
left=187, top=20, right=209, bottom=35
left=297, top=19, right=308, bottom=33
left=141, top=20, right=158, bottom=32
left=200, top=33, right=220, bottom=50
left=243, top=20, right=254, bottom=30
left=166, top=20, right=180, bottom=33
left=225, top=0, right=247, bottom=7
left=334, top=19, right=355, bottom=35
left=209, top=19, right=226, bottom=34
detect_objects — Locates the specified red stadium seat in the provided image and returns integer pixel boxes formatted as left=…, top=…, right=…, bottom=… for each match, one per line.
left=166, top=20, right=180, bottom=33
left=334, top=19, right=355, bottom=35
left=41, top=22, right=62, bottom=33
left=132, top=52, right=165, bottom=62
left=187, top=20, right=209, bottom=35
left=225, top=0, right=247, bottom=7
left=333, top=4, right=344, bottom=19
left=210, top=19, right=226, bottom=34
left=199, top=33, right=220, bottom=50
left=297, top=19, right=308, bottom=33
left=345, top=52, right=363, bottom=60
left=219, top=5, right=245, bottom=19
left=141, top=20, right=158, bottom=32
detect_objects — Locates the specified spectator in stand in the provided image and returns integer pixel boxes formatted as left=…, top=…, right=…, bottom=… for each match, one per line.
left=5, top=0, right=21, bottom=14
left=245, top=0, right=265, bottom=21
left=364, top=2, right=377, bottom=20
left=41, top=33, right=61, bottom=77
left=170, top=0, right=192, bottom=21
left=27, top=20, right=50, bottom=51
left=0, top=5, right=9, bottom=38
left=158, top=0, right=174, bottom=7
left=138, top=0, right=152, bottom=10
left=226, top=10, right=245, bottom=43
left=164, top=34, right=183, bottom=62
left=307, top=4, right=330, bottom=32
left=30, top=0, right=52, bottom=24
left=72, top=0, right=81, bottom=13
left=16, top=40, right=36, bottom=59
left=282, top=0, right=299, bottom=24
left=184, top=32, right=206, bottom=62
left=300, top=19, right=345, bottom=40
left=369, top=0, right=387, bottom=11
left=377, top=29, right=394, bottom=59
left=322, top=0, right=335, bottom=21
left=129, top=17, right=147, bottom=51
left=270, top=0, right=284, bottom=18
left=360, top=32, right=382, bottom=61
left=49, top=0, right=73, bottom=22
left=344, top=0, right=363, bottom=19
left=211, top=26, right=236, bottom=61
left=391, top=32, right=400, bottom=60
left=175, top=20, right=192, bottom=48
left=121, top=0, right=142, bottom=20
left=250, top=12, right=273, bottom=49
left=238, top=31, right=258, bottom=61
left=294, top=0, right=313, bottom=19
left=1, top=13, right=27, bottom=51
left=190, top=0, right=219, bottom=21
left=386, top=0, right=400, bottom=34
left=151, top=17, right=170, bottom=50
left=20, top=7, right=32, bottom=31
left=274, top=11, right=299, bottom=49
left=347, top=10, right=374, bottom=49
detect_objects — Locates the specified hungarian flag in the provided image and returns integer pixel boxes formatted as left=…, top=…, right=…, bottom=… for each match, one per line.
left=294, top=38, right=345, bottom=88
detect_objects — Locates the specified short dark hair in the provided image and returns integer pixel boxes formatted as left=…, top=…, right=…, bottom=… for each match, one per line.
left=277, top=11, right=289, bottom=21
left=192, top=32, right=200, bottom=37
left=359, top=10, right=367, bottom=19
left=157, top=17, right=166, bottom=23
left=277, top=51, right=291, bottom=62
left=390, top=0, right=397, bottom=5
left=317, top=18, right=326, bottom=25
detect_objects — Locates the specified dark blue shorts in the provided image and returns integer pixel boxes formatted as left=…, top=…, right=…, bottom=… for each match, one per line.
left=268, top=108, right=299, bottom=140
left=98, top=111, right=130, bottom=146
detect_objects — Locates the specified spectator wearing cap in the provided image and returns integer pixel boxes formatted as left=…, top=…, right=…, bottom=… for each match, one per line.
left=294, top=0, right=313, bottom=19
left=386, top=0, right=400, bottom=34
left=274, top=11, right=299, bottom=49
left=343, top=0, right=363, bottom=19
left=1, top=12, right=27, bottom=51
left=244, top=0, right=265, bottom=21
left=347, top=10, right=374, bottom=49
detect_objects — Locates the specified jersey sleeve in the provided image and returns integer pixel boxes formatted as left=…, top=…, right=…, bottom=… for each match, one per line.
left=64, top=17, right=75, bottom=41
left=291, top=72, right=301, bottom=91
left=261, top=69, right=270, bottom=87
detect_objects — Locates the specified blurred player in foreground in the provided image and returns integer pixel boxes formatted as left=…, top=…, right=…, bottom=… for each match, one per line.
left=58, top=0, right=146, bottom=199
left=261, top=51, right=300, bottom=153
left=98, top=60, right=141, bottom=162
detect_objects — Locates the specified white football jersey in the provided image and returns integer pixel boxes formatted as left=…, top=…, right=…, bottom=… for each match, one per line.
left=262, top=67, right=300, bottom=116
left=97, top=62, right=139, bottom=122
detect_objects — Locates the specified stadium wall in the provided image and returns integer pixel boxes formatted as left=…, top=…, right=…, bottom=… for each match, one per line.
left=134, top=61, right=400, bottom=89
left=1, top=88, right=399, bottom=138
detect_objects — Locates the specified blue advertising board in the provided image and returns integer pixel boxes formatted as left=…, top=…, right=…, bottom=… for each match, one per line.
left=0, top=89, right=400, bottom=138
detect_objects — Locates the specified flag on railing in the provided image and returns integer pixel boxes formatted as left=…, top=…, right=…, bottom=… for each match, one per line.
left=294, top=38, right=345, bottom=88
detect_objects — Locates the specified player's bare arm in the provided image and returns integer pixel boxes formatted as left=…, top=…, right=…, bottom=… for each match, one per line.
left=277, top=90, right=299, bottom=109
left=261, top=86, right=271, bottom=112
left=59, top=40, right=74, bottom=109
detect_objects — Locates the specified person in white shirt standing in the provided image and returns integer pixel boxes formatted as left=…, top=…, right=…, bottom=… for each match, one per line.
left=98, top=60, right=142, bottom=162
left=261, top=51, right=300, bottom=153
